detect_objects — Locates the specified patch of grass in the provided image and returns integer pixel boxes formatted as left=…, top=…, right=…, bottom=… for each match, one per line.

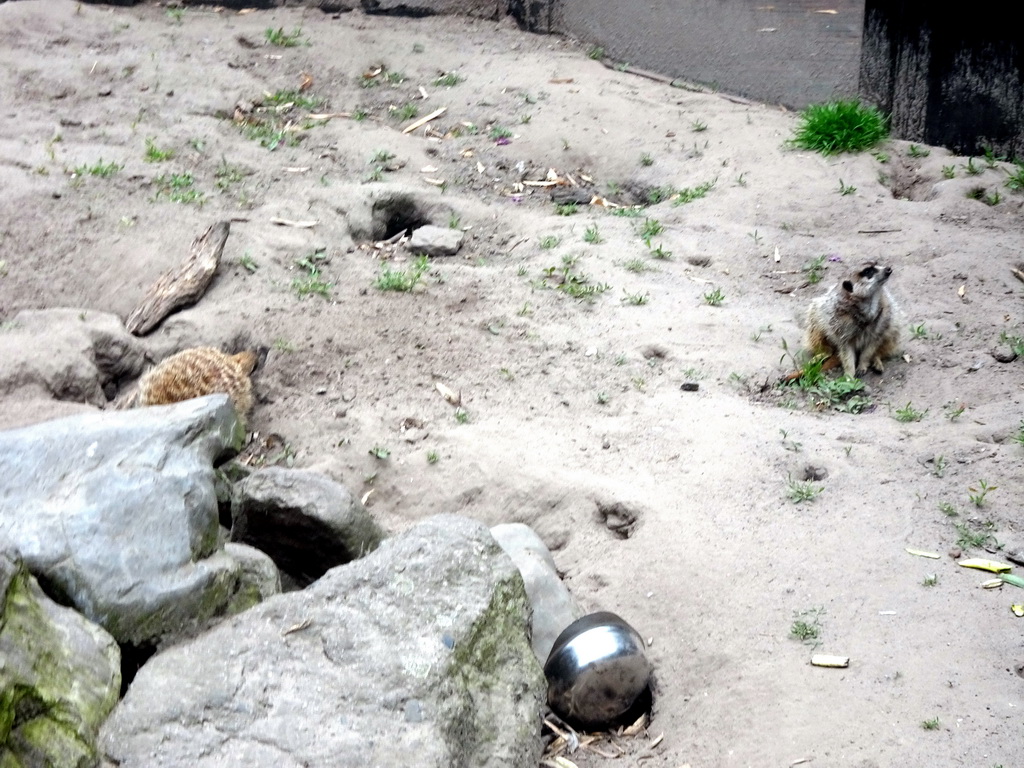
left=690, top=119, right=708, bottom=132
left=963, top=157, right=982, bottom=176
left=891, top=402, right=927, bottom=422
left=265, top=27, right=306, bottom=47
left=966, top=186, right=986, bottom=201
left=941, top=165, right=956, bottom=179
left=432, top=71, right=463, bottom=87
left=703, top=287, right=725, bottom=306
left=921, top=718, right=940, bottom=731
left=143, top=137, right=174, bottom=162
left=789, top=607, right=824, bottom=642
left=639, top=218, right=663, bottom=240
left=621, top=289, right=649, bottom=305
left=272, top=338, right=294, bottom=352
left=263, top=89, right=325, bottom=111
left=955, top=521, right=996, bottom=550
left=292, top=249, right=332, bottom=299
left=907, top=144, right=930, bottom=158
left=214, top=158, right=246, bottom=190
left=241, top=121, right=291, bottom=151
left=838, top=179, right=857, bottom=196
left=454, top=407, right=470, bottom=424
left=624, top=257, right=652, bottom=273
left=72, top=159, right=122, bottom=178
left=539, top=261, right=611, bottom=302
left=910, top=322, right=928, bottom=340
left=639, top=152, right=654, bottom=167
left=353, top=109, right=369, bottom=121
left=375, top=255, right=430, bottom=292
left=489, top=125, right=513, bottom=140
left=786, top=474, right=822, bottom=503
left=968, top=479, right=996, bottom=507
left=612, top=206, right=644, bottom=218
left=804, top=255, right=827, bottom=284
left=984, top=191, right=1002, bottom=206
left=239, top=252, right=258, bottom=272
left=369, top=445, right=390, bottom=459
left=389, top=103, right=418, bottom=122
left=153, top=171, right=204, bottom=205
left=943, top=401, right=966, bottom=421
left=649, top=244, right=672, bottom=260
left=555, top=202, right=579, bottom=216
left=790, top=99, right=888, bottom=155
left=999, top=330, right=1024, bottom=356
left=672, top=179, right=715, bottom=206
left=1005, top=162, right=1024, bottom=192
left=587, top=44, right=605, bottom=60
left=539, top=235, right=560, bottom=249
left=1011, top=420, right=1024, bottom=447
left=749, top=229, right=763, bottom=246
left=596, top=391, right=610, bottom=404
left=371, top=149, right=396, bottom=164
left=644, top=185, right=676, bottom=205
left=426, top=450, right=439, bottom=464
left=922, top=573, right=938, bottom=587
left=804, top=375, right=870, bottom=413
left=938, top=501, right=958, bottom=517
left=583, top=224, right=602, bottom=244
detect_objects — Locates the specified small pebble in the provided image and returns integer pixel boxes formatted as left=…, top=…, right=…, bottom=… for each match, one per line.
left=681, top=382, right=699, bottom=392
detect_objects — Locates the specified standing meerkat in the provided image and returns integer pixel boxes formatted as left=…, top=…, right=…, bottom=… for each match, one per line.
left=136, top=346, right=257, bottom=423
left=805, top=261, right=900, bottom=378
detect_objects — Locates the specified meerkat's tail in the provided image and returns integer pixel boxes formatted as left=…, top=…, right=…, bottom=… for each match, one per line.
left=780, top=355, right=841, bottom=384
left=231, top=349, right=259, bottom=375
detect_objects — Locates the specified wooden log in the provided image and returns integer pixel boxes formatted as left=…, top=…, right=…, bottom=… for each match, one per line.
left=125, top=221, right=230, bottom=336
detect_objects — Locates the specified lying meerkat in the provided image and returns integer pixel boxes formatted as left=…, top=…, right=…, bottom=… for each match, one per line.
left=136, top=346, right=258, bottom=424
left=805, top=261, right=901, bottom=378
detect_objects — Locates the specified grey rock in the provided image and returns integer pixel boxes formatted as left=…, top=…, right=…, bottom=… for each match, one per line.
left=231, top=467, right=386, bottom=587
left=223, top=542, right=282, bottom=612
left=0, top=395, right=247, bottom=645
left=100, top=515, right=546, bottom=768
left=408, top=224, right=465, bottom=257
left=491, top=523, right=582, bottom=662
left=0, top=552, right=121, bottom=768
left=0, top=308, right=145, bottom=408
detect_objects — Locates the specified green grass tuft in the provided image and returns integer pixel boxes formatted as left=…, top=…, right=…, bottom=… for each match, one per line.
left=791, top=100, right=888, bottom=155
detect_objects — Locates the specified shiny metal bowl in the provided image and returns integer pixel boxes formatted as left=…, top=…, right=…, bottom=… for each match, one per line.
left=543, top=611, right=653, bottom=729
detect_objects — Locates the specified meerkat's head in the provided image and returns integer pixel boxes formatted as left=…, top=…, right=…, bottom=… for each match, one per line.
left=842, top=262, right=892, bottom=296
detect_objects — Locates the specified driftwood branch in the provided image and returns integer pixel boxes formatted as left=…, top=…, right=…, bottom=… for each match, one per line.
left=125, top=221, right=230, bottom=336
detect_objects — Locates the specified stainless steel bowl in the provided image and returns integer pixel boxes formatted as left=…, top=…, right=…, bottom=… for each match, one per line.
left=543, top=611, right=653, bottom=729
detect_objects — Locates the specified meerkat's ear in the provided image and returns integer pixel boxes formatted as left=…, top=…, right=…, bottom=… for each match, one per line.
left=842, top=280, right=854, bottom=292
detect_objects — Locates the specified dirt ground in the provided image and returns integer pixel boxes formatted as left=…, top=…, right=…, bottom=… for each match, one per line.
left=2, top=3, right=1023, bottom=766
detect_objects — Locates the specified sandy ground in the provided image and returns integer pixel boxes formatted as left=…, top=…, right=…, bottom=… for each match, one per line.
left=2, top=3, right=1023, bottom=767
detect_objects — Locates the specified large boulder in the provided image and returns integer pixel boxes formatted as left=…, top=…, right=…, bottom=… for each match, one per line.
left=0, top=308, right=145, bottom=409
left=0, top=395, right=251, bottom=646
left=100, top=515, right=546, bottom=768
left=0, top=552, right=121, bottom=768
left=231, top=467, right=386, bottom=587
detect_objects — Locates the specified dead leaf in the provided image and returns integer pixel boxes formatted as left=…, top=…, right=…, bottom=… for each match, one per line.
left=549, top=78, right=575, bottom=84
left=299, top=71, right=313, bottom=91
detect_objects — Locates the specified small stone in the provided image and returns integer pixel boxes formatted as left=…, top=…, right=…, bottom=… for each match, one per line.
left=407, top=225, right=464, bottom=257
left=681, top=382, right=699, bottom=392
left=404, top=699, right=423, bottom=723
